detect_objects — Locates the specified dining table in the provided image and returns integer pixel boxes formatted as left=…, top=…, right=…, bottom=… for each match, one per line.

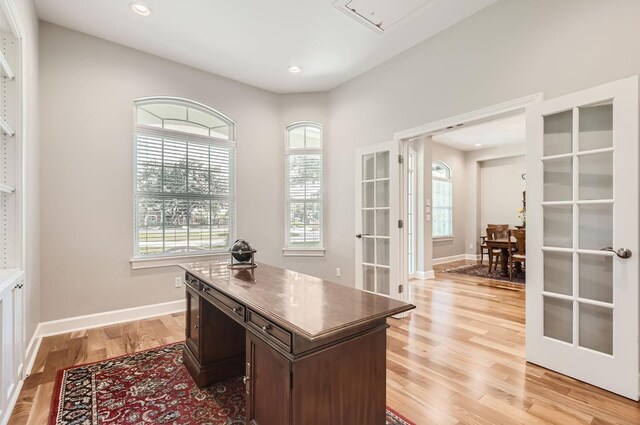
left=485, top=236, right=523, bottom=277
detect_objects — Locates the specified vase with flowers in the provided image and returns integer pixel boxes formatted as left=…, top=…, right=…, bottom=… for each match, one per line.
left=516, top=190, right=526, bottom=228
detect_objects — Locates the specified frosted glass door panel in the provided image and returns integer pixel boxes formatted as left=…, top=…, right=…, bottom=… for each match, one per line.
left=544, top=296, right=573, bottom=343
left=376, top=210, right=389, bottom=236
left=363, top=182, right=374, bottom=207
left=363, top=154, right=375, bottom=180
left=363, top=238, right=375, bottom=264
left=376, top=239, right=389, bottom=266
left=579, top=152, right=613, bottom=200
left=579, top=303, right=613, bottom=355
left=543, top=251, right=573, bottom=295
left=543, top=206, right=573, bottom=248
left=363, top=210, right=374, bottom=235
left=363, top=265, right=375, bottom=292
left=377, top=268, right=390, bottom=295
left=579, top=204, right=612, bottom=251
left=376, top=152, right=389, bottom=178
left=376, top=181, right=389, bottom=207
left=579, top=253, right=613, bottom=303
left=544, top=110, right=573, bottom=156
left=579, top=104, right=613, bottom=151
left=544, top=158, right=573, bottom=201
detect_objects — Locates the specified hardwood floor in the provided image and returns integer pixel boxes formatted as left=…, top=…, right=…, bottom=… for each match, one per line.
left=9, top=261, right=640, bottom=424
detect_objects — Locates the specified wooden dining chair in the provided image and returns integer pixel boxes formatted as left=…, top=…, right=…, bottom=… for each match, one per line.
left=508, top=229, right=526, bottom=280
left=485, top=226, right=505, bottom=272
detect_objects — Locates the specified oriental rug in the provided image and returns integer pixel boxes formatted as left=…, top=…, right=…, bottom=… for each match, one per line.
left=50, top=343, right=414, bottom=425
left=444, top=263, right=525, bottom=285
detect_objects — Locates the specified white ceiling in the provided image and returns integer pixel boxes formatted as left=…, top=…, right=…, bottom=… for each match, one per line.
left=34, top=0, right=497, bottom=93
left=432, top=113, right=526, bottom=151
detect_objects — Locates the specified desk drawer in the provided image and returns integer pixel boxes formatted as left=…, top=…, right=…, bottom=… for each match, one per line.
left=201, top=285, right=245, bottom=320
left=184, top=273, right=200, bottom=291
left=247, top=310, right=292, bottom=351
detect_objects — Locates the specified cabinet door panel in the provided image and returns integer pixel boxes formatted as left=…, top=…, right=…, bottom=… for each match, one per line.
left=246, top=333, right=290, bottom=425
left=185, top=288, right=200, bottom=359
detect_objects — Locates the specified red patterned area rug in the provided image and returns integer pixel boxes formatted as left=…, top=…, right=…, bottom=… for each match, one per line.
left=50, top=343, right=415, bottom=425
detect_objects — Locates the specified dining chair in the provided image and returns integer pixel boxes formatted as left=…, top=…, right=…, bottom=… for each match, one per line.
left=508, top=229, right=526, bottom=280
left=480, top=235, right=489, bottom=264
left=485, top=226, right=505, bottom=272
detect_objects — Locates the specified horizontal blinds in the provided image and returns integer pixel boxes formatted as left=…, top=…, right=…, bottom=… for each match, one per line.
left=287, top=153, right=322, bottom=246
left=135, top=132, right=235, bottom=256
left=432, top=179, right=452, bottom=237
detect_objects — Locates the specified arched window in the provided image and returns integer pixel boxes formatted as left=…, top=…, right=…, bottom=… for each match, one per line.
left=133, top=97, right=236, bottom=259
left=284, top=122, right=324, bottom=255
left=432, top=161, right=453, bottom=238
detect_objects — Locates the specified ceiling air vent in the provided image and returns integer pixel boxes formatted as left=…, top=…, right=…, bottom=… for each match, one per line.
left=334, top=0, right=435, bottom=34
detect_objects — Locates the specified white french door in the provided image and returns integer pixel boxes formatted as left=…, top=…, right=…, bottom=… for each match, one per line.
left=526, top=76, right=639, bottom=399
left=355, top=141, right=401, bottom=299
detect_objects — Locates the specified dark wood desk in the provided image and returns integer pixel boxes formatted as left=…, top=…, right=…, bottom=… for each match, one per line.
left=180, top=261, right=415, bottom=425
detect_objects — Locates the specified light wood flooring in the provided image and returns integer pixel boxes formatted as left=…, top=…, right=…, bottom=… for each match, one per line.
left=9, top=260, right=640, bottom=424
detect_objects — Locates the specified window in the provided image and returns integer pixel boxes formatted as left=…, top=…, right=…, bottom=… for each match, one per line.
left=133, top=98, right=235, bottom=259
left=432, top=161, right=453, bottom=238
left=284, top=122, right=324, bottom=255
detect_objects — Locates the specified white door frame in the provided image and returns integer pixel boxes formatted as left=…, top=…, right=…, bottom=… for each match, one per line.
left=392, top=93, right=544, bottom=304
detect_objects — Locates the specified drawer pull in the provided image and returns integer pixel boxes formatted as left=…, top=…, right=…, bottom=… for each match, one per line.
left=261, top=324, right=271, bottom=332
left=243, top=375, right=249, bottom=384
left=233, top=306, right=243, bottom=314
left=194, top=324, right=199, bottom=329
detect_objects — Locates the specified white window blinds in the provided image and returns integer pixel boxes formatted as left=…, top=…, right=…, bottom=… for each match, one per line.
left=432, top=161, right=452, bottom=238
left=134, top=99, right=235, bottom=257
left=285, top=123, right=323, bottom=248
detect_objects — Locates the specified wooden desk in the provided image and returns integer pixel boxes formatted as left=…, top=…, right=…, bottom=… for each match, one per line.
left=180, top=261, right=415, bottom=425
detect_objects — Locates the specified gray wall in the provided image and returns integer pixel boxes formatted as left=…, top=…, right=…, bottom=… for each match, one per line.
left=327, top=0, right=640, bottom=283
left=480, top=155, right=526, bottom=231
left=38, top=0, right=640, bottom=321
left=431, top=142, right=466, bottom=260
left=16, top=0, right=40, bottom=343
left=39, top=22, right=284, bottom=321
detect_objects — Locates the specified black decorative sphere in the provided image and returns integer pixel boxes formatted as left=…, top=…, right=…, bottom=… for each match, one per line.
left=230, top=239, right=255, bottom=263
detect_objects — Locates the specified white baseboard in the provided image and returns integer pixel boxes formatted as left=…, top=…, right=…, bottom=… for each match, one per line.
left=23, top=330, right=42, bottom=376
left=413, top=270, right=435, bottom=280
left=37, top=299, right=185, bottom=338
left=433, top=254, right=479, bottom=265
left=0, top=379, right=23, bottom=425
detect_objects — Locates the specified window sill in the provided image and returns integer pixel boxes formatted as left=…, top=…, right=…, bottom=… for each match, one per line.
left=433, top=236, right=454, bottom=242
left=282, top=247, right=325, bottom=257
left=130, top=252, right=228, bottom=270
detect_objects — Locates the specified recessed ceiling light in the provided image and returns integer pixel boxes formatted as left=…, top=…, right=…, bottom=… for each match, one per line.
left=130, top=3, right=151, bottom=16
left=474, top=143, right=482, bottom=147
left=288, top=65, right=302, bottom=74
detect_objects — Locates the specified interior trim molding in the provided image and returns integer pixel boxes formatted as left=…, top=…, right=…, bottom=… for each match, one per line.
left=393, top=92, right=544, bottom=141
left=433, top=254, right=479, bottom=265
left=413, top=270, right=435, bottom=280
left=36, top=299, right=185, bottom=338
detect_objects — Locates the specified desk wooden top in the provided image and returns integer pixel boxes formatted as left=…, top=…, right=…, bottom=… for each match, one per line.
left=180, top=261, right=415, bottom=341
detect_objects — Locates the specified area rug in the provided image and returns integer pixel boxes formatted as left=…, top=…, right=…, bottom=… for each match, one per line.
left=444, top=263, right=525, bottom=285
left=50, top=343, right=414, bottom=425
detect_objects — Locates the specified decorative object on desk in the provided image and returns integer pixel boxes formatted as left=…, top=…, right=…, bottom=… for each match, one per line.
left=445, top=263, right=525, bottom=285
left=229, top=238, right=257, bottom=269
left=49, top=343, right=415, bottom=425
left=516, top=190, right=526, bottom=228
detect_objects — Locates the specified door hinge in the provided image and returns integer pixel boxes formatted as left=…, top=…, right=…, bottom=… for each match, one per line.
left=398, top=154, right=404, bottom=164
left=398, top=219, right=404, bottom=229
left=398, top=284, right=404, bottom=294
left=290, top=370, right=293, bottom=389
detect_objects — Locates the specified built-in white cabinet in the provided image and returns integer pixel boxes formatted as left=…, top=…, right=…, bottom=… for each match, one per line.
left=0, top=270, right=24, bottom=423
